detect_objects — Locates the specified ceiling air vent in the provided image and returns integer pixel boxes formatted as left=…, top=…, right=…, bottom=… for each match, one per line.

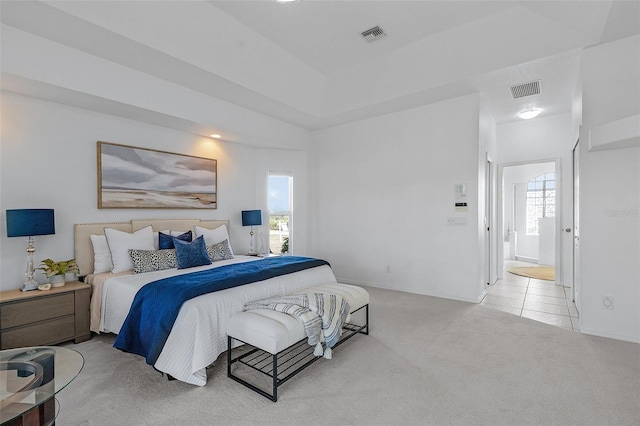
left=509, top=80, right=541, bottom=99
left=361, top=26, right=386, bottom=42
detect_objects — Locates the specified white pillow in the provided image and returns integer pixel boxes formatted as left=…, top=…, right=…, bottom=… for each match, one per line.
left=194, top=225, right=234, bottom=255
left=104, top=226, right=155, bottom=273
left=90, top=234, right=113, bottom=274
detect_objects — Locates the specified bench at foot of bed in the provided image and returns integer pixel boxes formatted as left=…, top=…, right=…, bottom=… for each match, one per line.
left=226, top=283, right=369, bottom=402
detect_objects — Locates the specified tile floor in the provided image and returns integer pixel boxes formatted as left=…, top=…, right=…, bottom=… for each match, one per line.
left=481, top=260, right=580, bottom=332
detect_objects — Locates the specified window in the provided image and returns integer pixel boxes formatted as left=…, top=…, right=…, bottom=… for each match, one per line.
left=526, top=172, right=555, bottom=235
left=268, top=173, right=292, bottom=254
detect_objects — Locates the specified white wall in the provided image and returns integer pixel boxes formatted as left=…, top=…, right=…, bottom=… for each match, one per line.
left=497, top=114, right=573, bottom=284
left=538, top=217, right=555, bottom=266
left=309, top=94, right=485, bottom=303
left=1, top=24, right=310, bottom=150
left=578, top=35, right=640, bottom=343
left=0, top=92, right=309, bottom=291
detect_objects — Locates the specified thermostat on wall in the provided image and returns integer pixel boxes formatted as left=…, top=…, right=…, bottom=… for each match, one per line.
left=455, top=184, right=468, bottom=212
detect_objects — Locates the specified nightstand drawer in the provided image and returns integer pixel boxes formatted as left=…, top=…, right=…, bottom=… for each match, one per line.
left=1, top=315, right=75, bottom=349
left=0, top=293, right=74, bottom=329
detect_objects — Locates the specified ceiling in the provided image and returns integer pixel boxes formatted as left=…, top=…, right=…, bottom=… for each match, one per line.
left=1, top=0, right=639, bottom=135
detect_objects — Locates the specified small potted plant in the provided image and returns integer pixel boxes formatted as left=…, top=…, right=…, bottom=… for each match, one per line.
left=38, top=258, right=80, bottom=287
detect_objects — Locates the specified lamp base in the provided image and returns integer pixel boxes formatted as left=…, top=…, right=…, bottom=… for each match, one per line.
left=21, top=280, right=39, bottom=292
left=248, top=228, right=257, bottom=256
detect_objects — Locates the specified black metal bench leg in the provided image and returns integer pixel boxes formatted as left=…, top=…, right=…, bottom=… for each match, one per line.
left=272, top=353, right=278, bottom=402
left=364, top=304, right=369, bottom=335
left=227, top=335, right=232, bottom=377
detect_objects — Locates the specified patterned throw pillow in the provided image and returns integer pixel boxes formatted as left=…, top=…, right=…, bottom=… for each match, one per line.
left=174, top=235, right=212, bottom=269
left=206, top=239, right=234, bottom=262
left=156, top=249, right=177, bottom=269
left=128, top=249, right=177, bottom=274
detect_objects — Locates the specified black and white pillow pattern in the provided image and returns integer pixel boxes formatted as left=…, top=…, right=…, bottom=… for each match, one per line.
left=128, top=249, right=177, bottom=274
left=206, top=239, right=234, bottom=262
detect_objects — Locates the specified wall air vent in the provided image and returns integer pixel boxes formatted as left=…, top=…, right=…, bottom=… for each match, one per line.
left=510, top=80, right=541, bottom=98
left=361, top=26, right=386, bottom=42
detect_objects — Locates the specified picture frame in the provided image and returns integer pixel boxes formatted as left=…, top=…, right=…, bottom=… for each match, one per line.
left=97, top=141, right=217, bottom=209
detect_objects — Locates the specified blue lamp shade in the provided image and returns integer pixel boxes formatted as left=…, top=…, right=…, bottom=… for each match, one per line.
left=241, top=210, right=262, bottom=227
left=6, top=209, right=55, bottom=237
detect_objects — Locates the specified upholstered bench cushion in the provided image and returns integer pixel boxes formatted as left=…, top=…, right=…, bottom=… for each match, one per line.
left=227, top=309, right=304, bottom=354
left=227, top=283, right=369, bottom=354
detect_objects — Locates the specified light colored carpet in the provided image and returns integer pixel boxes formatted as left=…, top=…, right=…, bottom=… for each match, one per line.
left=508, top=266, right=555, bottom=281
left=57, top=286, right=639, bottom=425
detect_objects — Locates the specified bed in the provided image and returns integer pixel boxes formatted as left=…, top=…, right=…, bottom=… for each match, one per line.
left=74, top=219, right=338, bottom=386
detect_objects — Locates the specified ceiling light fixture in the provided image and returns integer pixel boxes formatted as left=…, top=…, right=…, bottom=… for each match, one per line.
left=210, top=134, right=221, bottom=139
left=517, top=109, right=542, bottom=120
left=276, top=0, right=300, bottom=3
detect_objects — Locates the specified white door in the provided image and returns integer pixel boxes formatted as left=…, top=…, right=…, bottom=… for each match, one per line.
left=572, top=141, right=581, bottom=309
left=485, top=159, right=492, bottom=284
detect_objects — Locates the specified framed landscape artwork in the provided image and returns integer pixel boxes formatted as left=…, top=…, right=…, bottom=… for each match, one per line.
left=97, top=142, right=217, bottom=209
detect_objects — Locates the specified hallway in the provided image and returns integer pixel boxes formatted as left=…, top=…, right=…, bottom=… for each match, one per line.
left=481, top=261, right=579, bottom=332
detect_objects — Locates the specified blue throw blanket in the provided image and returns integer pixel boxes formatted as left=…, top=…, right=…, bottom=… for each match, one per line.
left=113, top=256, right=329, bottom=365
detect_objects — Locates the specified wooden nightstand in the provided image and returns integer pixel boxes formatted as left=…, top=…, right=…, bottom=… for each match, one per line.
left=0, top=281, right=91, bottom=350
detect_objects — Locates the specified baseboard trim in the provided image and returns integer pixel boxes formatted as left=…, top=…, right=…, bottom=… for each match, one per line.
left=336, top=277, right=484, bottom=304
left=514, top=256, right=538, bottom=263
left=579, top=327, right=640, bottom=344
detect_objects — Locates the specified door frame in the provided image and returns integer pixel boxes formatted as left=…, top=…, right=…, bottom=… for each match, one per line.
left=485, top=156, right=496, bottom=285
left=497, top=158, right=563, bottom=284
left=572, top=139, right=581, bottom=309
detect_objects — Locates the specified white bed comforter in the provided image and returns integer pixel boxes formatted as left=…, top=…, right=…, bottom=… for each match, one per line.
left=98, top=256, right=337, bottom=386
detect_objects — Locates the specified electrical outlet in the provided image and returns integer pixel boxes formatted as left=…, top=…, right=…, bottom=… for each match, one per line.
left=602, top=296, right=614, bottom=310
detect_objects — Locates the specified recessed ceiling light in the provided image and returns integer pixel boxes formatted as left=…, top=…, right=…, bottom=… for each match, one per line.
left=517, top=109, right=542, bottom=120
left=210, top=134, right=222, bottom=139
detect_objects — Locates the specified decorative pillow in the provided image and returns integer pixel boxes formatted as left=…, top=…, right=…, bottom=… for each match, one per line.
left=194, top=225, right=234, bottom=255
left=159, top=230, right=192, bottom=250
left=154, top=230, right=188, bottom=249
left=207, top=239, right=234, bottom=262
left=128, top=249, right=177, bottom=274
left=90, top=234, right=113, bottom=273
left=174, top=235, right=212, bottom=269
left=157, top=249, right=177, bottom=270
left=104, top=226, right=154, bottom=273
left=128, top=249, right=158, bottom=274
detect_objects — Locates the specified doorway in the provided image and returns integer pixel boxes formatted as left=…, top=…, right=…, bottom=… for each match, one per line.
left=484, top=157, right=579, bottom=330
left=497, top=159, right=562, bottom=284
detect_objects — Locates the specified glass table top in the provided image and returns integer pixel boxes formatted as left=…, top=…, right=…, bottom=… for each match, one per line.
left=0, top=346, right=84, bottom=424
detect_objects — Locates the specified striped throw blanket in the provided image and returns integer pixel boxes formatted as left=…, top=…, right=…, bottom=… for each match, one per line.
left=244, top=293, right=350, bottom=359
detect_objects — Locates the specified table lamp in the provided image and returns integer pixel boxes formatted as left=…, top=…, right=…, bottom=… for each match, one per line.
left=241, top=210, right=262, bottom=255
left=6, top=209, right=55, bottom=291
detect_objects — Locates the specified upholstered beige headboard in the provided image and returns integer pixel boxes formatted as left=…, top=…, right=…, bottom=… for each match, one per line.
left=74, top=219, right=230, bottom=276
